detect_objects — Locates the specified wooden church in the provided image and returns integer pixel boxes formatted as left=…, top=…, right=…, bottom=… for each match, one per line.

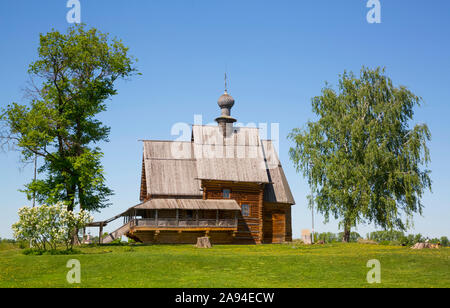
left=93, top=88, right=295, bottom=244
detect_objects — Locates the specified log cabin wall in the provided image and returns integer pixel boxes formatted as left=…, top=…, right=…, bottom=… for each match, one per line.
left=263, top=202, right=292, bottom=243
left=202, top=180, right=264, bottom=244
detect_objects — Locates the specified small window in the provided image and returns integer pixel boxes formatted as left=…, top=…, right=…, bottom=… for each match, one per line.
left=223, top=189, right=231, bottom=199
left=241, top=204, right=250, bottom=217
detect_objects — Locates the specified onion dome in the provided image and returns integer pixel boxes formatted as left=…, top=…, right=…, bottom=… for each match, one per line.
left=218, top=90, right=235, bottom=109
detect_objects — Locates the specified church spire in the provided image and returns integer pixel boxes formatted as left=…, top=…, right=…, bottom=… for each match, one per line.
left=224, top=72, right=228, bottom=93
left=215, top=74, right=236, bottom=136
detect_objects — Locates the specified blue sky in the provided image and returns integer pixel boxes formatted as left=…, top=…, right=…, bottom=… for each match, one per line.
left=0, top=0, right=449, bottom=239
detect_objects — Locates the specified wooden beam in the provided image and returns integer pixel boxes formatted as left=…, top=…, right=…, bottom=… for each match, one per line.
left=99, top=223, right=103, bottom=244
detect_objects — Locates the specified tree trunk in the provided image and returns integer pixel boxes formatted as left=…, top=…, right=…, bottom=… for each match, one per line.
left=71, top=228, right=80, bottom=247
left=342, top=226, right=351, bottom=242
left=196, top=237, right=212, bottom=248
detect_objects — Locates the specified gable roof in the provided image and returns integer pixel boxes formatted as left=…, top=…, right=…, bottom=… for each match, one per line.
left=141, top=125, right=295, bottom=205
left=143, top=141, right=201, bottom=197
left=261, top=140, right=295, bottom=204
left=192, top=125, right=269, bottom=183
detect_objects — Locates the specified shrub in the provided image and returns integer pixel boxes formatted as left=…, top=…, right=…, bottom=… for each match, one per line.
left=22, top=248, right=82, bottom=255
left=368, top=230, right=405, bottom=242
left=317, top=232, right=338, bottom=243
left=12, top=203, right=93, bottom=251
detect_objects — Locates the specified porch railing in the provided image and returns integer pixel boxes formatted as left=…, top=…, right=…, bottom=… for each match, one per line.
left=130, top=218, right=237, bottom=228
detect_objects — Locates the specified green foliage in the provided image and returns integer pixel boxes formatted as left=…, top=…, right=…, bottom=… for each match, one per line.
left=0, top=25, right=138, bottom=211
left=337, top=232, right=361, bottom=242
left=22, top=248, right=82, bottom=255
left=365, top=230, right=450, bottom=246
left=367, top=230, right=405, bottom=242
left=316, top=232, right=338, bottom=243
left=316, top=231, right=361, bottom=243
left=12, top=203, right=93, bottom=251
left=289, top=67, right=431, bottom=241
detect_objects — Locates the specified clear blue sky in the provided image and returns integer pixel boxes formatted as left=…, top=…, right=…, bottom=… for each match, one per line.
left=0, top=0, right=449, bottom=239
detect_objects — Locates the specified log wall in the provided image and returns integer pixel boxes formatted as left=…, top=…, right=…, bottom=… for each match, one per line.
left=202, top=180, right=264, bottom=244
left=263, top=203, right=292, bottom=243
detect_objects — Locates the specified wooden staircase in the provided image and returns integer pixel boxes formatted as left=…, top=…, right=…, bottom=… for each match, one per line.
left=102, top=221, right=136, bottom=244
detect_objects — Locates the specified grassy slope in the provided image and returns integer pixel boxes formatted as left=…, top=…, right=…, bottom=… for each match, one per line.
left=0, top=243, right=448, bottom=288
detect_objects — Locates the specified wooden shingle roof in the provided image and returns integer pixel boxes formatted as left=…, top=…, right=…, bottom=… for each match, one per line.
left=143, top=141, right=201, bottom=197
left=142, top=125, right=295, bottom=205
left=193, top=125, right=269, bottom=183
left=261, top=140, right=295, bottom=204
left=135, top=198, right=240, bottom=210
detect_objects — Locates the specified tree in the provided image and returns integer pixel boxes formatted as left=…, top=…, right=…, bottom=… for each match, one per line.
left=12, top=203, right=93, bottom=251
left=0, top=25, right=138, bottom=211
left=289, top=67, right=431, bottom=242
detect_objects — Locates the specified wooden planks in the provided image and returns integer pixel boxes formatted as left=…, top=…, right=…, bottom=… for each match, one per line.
left=263, top=203, right=292, bottom=243
left=202, top=180, right=264, bottom=244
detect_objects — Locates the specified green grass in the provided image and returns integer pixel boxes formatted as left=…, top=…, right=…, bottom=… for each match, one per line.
left=0, top=243, right=448, bottom=288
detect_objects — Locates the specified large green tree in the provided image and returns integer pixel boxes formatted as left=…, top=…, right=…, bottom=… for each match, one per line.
left=289, top=67, right=431, bottom=242
left=0, top=25, right=138, bottom=211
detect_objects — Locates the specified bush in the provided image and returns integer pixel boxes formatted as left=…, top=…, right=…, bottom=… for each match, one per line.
left=22, top=248, right=82, bottom=255
left=12, top=203, right=93, bottom=251
left=316, top=232, right=338, bottom=243
left=367, top=230, right=405, bottom=242
left=314, top=231, right=361, bottom=243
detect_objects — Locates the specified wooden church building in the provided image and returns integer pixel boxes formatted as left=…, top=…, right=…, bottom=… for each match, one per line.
left=94, top=88, right=295, bottom=244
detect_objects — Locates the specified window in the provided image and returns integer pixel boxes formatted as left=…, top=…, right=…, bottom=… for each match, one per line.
left=186, top=210, right=193, bottom=219
left=223, top=189, right=231, bottom=199
left=241, top=204, right=250, bottom=217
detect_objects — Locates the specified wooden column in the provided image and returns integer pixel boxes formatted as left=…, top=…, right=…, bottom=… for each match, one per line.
left=196, top=210, right=199, bottom=226
left=99, top=223, right=103, bottom=244
left=258, top=187, right=264, bottom=244
left=216, top=210, right=219, bottom=226
left=176, top=209, right=179, bottom=226
left=155, top=209, right=158, bottom=226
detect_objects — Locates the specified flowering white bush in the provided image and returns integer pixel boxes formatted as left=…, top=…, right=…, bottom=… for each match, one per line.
left=12, top=203, right=93, bottom=250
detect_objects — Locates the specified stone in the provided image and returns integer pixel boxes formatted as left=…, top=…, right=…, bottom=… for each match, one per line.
left=301, top=229, right=312, bottom=245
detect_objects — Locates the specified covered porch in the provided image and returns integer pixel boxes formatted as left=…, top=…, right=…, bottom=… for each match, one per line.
left=88, top=198, right=241, bottom=244
left=125, top=198, right=239, bottom=230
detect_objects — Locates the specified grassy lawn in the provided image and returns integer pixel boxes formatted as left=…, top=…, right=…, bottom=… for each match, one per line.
left=0, top=243, right=448, bottom=288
